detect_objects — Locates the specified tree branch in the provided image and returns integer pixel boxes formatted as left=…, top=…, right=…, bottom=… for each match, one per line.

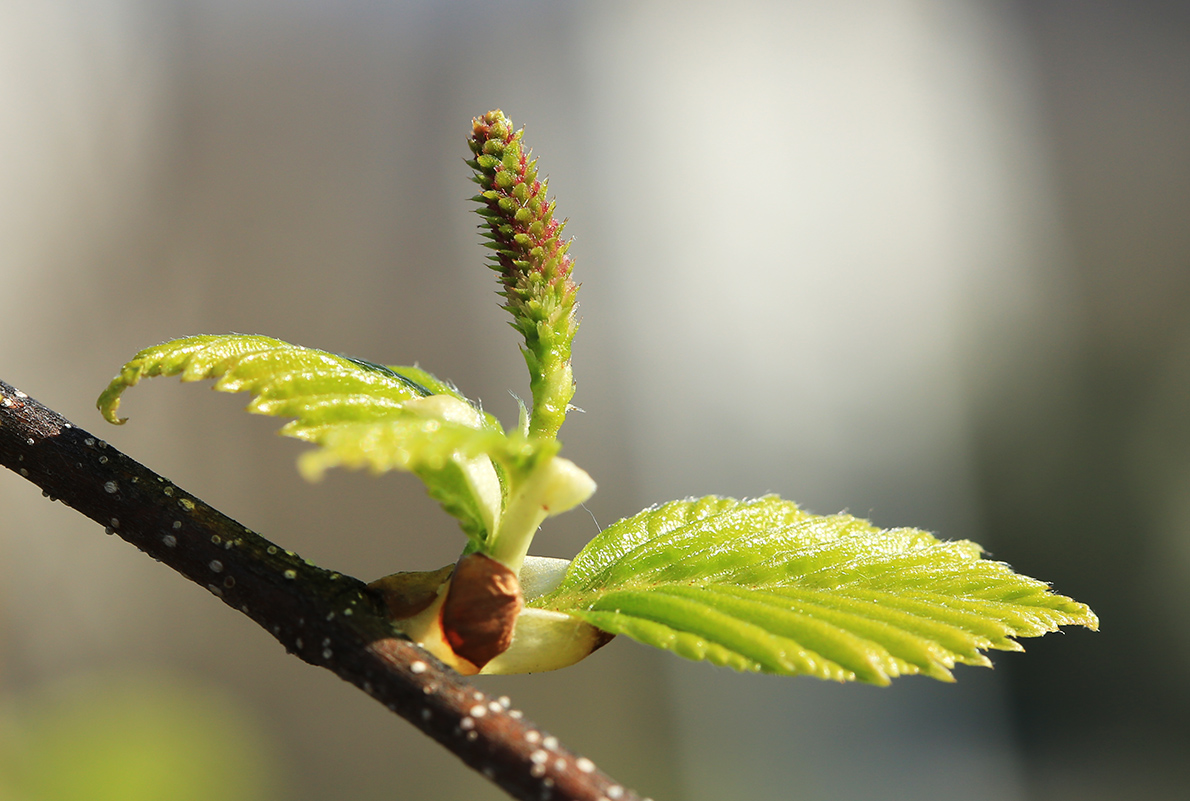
left=0, top=379, right=643, bottom=801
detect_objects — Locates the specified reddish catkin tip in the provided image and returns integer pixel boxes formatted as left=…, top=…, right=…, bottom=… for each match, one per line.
left=467, top=110, right=577, bottom=301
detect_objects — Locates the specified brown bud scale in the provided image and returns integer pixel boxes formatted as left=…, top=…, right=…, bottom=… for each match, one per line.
left=441, top=553, right=524, bottom=669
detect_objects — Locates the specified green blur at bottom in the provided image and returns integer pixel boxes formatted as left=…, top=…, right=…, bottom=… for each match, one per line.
left=1, top=671, right=278, bottom=801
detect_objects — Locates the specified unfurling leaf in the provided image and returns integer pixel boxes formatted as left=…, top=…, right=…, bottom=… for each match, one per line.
left=97, top=334, right=552, bottom=544
left=533, top=495, right=1098, bottom=685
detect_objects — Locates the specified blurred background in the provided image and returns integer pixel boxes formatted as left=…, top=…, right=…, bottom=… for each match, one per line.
left=1, top=1, right=1186, bottom=799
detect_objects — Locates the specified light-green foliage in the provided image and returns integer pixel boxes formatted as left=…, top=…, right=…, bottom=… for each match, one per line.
left=98, top=334, right=551, bottom=548
left=534, top=496, right=1097, bottom=684
left=96, top=111, right=1097, bottom=681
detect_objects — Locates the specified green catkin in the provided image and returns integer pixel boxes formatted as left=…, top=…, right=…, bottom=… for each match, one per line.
left=467, top=110, right=578, bottom=441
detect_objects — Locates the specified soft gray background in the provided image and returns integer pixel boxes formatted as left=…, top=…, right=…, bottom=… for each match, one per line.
left=2, top=1, right=1188, bottom=799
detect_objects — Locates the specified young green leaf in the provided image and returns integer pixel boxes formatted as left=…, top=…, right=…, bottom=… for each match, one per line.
left=97, top=334, right=551, bottom=545
left=98, top=334, right=481, bottom=429
left=532, top=496, right=1098, bottom=685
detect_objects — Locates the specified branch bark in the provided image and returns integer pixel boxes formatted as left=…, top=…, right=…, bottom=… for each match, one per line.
left=0, top=379, right=643, bottom=801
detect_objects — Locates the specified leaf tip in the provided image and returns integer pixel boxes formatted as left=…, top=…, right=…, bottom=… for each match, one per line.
left=96, top=384, right=128, bottom=425
left=297, top=451, right=330, bottom=482
left=931, top=666, right=957, bottom=683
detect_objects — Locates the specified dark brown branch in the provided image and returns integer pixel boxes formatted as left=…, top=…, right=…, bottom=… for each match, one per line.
left=0, top=379, right=644, bottom=801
